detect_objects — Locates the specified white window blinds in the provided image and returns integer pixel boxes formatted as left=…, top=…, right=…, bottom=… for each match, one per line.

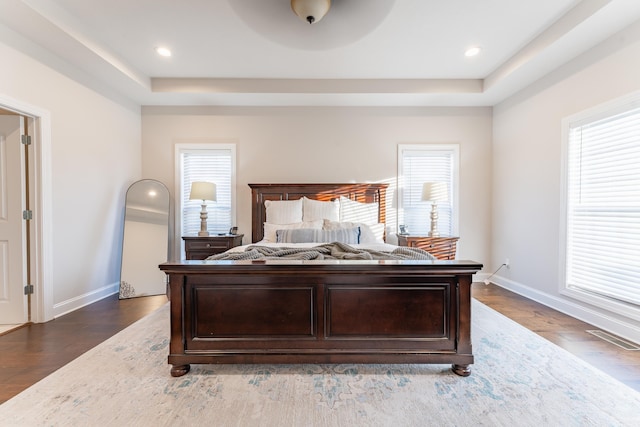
left=180, top=147, right=235, bottom=236
left=398, top=145, right=458, bottom=236
left=565, top=101, right=640, bottom=306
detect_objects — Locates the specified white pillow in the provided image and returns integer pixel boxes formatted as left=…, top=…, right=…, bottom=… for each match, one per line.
left=263, top=220, right=323, bottom=243
left=302, top=197, right=340, bottom=222
left=323, top=219, right=385, bottom=244
left=265, top=199, right=303, bottom=224
left=365, top=223, right=386, bottom=244
left=339, top=196, right=379, bottom=225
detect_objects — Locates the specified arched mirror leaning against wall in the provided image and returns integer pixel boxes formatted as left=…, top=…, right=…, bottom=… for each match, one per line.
left=119, top=179, right=170, bottom=299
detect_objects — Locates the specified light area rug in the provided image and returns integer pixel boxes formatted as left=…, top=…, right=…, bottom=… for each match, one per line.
left=1, top=300, right=639, bottom=427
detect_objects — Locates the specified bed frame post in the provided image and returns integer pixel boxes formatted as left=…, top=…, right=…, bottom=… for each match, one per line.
left=452, top=273, right=473, bottom=376
left=168, top=274, right=190, bottom=377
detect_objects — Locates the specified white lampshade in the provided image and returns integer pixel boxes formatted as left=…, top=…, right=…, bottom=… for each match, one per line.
left=189, top=181, right=217, bottom=202
left=291, top=0, right=331, bottom=24
left=422, top=182, right=448, bottom=203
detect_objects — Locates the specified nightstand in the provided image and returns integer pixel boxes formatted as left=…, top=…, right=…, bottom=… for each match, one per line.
left=182, top=234, right=244, bottom=260
left=396, top=235, right=459, bottom=260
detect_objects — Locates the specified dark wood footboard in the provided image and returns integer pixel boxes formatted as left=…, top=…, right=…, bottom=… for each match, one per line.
left=159, top=259, right=482, bottom=377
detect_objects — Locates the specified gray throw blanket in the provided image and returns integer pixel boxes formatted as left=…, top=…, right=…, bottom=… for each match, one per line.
left=206, top=242, right=436, bottom=261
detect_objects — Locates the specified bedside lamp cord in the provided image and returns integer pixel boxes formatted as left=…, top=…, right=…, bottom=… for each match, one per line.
left=483, top=263, right=507, bottom=285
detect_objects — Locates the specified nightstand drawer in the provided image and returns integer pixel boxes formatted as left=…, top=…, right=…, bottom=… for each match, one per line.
left=182, top=235, right=244, bottom=260
left=397, top=235, right=459, bottom=260
left=187, top=240, right=230, bottom=250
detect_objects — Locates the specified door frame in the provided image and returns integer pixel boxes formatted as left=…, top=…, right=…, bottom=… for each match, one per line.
left=0, top=94, right=53, bottom=323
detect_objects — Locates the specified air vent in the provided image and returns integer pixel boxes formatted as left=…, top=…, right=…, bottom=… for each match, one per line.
left=586, top=330, right=640, bottom=351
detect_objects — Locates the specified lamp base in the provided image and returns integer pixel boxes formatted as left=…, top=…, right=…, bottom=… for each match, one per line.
left=429, top=202, right=440, bottom=237
left=199, top=203, right=209, bottom=237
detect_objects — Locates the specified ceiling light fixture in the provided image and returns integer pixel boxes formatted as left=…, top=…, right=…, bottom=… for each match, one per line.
left=465, top=46, right=481, bottom=57
left=155, top=46, right=172, bottom=57
left=291, top=0, right=331, bottom=24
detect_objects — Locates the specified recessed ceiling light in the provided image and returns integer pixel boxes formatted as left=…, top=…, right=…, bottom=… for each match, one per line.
left=155, top=46, right=172, bottom=57
left=465, top=46, right=481, bottom=57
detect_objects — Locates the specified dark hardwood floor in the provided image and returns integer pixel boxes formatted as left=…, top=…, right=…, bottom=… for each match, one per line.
left=1, top=284, right=639, bottom=405
left=0, top=294, right=167, bottom=404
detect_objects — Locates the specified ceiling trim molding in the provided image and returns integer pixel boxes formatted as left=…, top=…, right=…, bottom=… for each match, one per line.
left=485, top=0, right=611, bottom=91
left=151, top=78, right=484, bottom=95
left=19, top=0, right=150, bottom=90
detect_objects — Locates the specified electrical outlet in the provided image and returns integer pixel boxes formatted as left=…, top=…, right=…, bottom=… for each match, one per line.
left=505, top=258, right=510, bottom=268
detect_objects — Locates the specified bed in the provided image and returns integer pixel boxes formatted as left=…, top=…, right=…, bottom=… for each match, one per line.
left=159, top=183, right=482, bottom=377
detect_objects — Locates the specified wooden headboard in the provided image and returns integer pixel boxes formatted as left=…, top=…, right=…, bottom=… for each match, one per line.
left=248, top=183, right=388, bottom=243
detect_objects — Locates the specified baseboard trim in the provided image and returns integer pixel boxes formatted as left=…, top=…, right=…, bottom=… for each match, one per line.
left=491, top=275, right=640, bottom=345
left=52, top=282, right=119, bottom=319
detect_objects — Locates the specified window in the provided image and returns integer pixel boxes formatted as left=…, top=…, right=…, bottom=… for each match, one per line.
left=176, top=144, right=236, bottom=238
left=397, top=144, right=459, bottom=236
left=561, top=93, right=640, bottom=315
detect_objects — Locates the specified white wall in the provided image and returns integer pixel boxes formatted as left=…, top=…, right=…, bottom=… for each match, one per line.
left=0, top=40, right=141, bottom=319
left=492, top=21, right=640, bottom=343
left=141, top=106, right=493, bottom=266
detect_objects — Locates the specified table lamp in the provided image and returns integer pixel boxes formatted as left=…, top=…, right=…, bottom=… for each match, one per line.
left=189, top=181, right=217, bottom=236
left=422, top=182, right=448, bottom=237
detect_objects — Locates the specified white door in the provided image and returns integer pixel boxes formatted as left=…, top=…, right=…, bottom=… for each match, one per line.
left=0, top=115, right=27, bottom=324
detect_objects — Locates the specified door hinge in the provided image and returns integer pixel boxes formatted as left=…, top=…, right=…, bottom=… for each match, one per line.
left=24, top=284, right=34, bottom=295
left=23, top=210, right=33, bottom=220
left=21, top=135, right=32, bottom=145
